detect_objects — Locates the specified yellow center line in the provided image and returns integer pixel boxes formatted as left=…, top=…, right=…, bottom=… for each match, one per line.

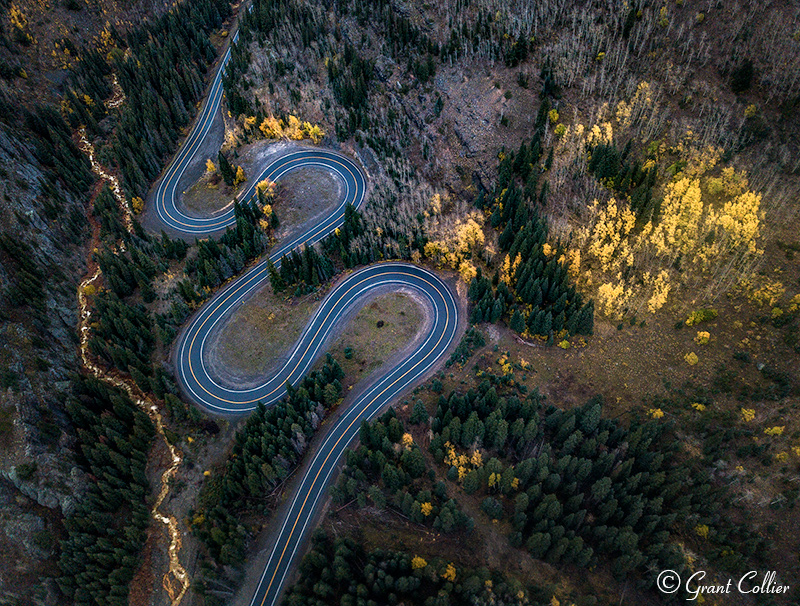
left=187, top=267, right=442, bottom=405
left=161, top=151, right=362, bottom=230
left=258, top=281, right=453, bottom=605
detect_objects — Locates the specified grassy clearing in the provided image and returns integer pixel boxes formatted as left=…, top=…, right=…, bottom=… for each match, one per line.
left=182, top=164, right=342, bottom=230
left=215, top=289, right=423, bottom=384
left=327, top=293, right=424, bottom=389
left=215, top=285, right=323, bottom=377
left=182, top=172, right=238, bottom=215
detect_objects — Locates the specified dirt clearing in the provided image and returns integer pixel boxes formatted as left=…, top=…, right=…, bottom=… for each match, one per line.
left=210, top=285, right=325, bottom=383
left=273, top=166, right=343, bottom=232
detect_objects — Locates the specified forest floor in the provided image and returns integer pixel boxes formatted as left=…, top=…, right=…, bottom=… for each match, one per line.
left=317, top=267, right=800, bottom=604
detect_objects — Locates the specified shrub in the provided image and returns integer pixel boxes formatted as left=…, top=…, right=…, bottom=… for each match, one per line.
left=694, top=331, right=710, bottom=345
left=686, top=309, right=718, bottom=326
left=731, top=59, right=754, bottom=93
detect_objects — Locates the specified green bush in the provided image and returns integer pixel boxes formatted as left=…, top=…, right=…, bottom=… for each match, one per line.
left=686, top=308, right=718, bottom=326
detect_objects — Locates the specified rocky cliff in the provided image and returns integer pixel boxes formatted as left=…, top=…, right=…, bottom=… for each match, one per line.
left=0, top=120, right=91, bottom=604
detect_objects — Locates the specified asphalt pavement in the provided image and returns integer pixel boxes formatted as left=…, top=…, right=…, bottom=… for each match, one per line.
left=148, top=16, right=462, bottom=605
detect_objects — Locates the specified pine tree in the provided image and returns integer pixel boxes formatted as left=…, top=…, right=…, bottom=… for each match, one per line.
left=509, top=309, right=525, bottom=333
left=410, top=401, right=428, bottom=425
left=490, top=299, right=503, bottom=323
left=218, top=151, right=234, bottom=185
left=267, top=258, right=284, bottom=292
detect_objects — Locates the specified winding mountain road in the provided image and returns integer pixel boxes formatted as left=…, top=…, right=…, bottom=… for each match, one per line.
left=151, top=13, right=462, bottom=606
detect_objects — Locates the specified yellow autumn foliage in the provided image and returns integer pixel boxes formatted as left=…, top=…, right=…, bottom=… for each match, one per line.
left=499, top=253, right=522, bottom=285
left=284, top=115, right=304, bottom=140
left=442, top=563, right=457, bottom=582
left=571, top=144, right=763, bottom=318
left=471, top=450, right=483, bottom=467
left=424, top=211, right=486, bottom=283
left=234, top=165, right=246, bottom=187
left=644, top=270, right=671, bottom=313
left=259, top=116, right=283, bottom=138
left=256, top=114, right=325, bottom=143
left=740, top=276, right=785, bottom=308
left=256, top=179, right=276, bottom=199
left=562, top=83, right=766, bottom=319
left=596, top=281, right=631, bottom=317
left=694, top=331, right=710, bottom=345
left=9, top=5, right=28, bottom=31
left=302, top=122, right=325, bottom=143
left=458, top=260, right=477, bottom=283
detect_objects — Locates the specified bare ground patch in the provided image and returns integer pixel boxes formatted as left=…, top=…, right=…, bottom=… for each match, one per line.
left=176, top=142, right=344, bottom=225
left=181, top=170, right=238, bottom=216
left=206, top=285, right=426, bottom=392
left=274, top=166, right=343, bottom=233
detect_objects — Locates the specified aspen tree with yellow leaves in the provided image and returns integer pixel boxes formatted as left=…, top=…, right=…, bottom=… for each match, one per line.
left=233, top=165, right=246, bottom=187
left=569, top=125, right=765, bottom=318
left=257, top=115, right=323, bottom=143
left=131, top=197, right=144, bottom=214
left=259, top=116, right=283, bottom=139
left=423, top=206, right=487, bottom=283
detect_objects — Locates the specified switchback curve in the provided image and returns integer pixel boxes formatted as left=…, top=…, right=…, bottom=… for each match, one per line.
left=153, top=12, right=462, bottom=606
